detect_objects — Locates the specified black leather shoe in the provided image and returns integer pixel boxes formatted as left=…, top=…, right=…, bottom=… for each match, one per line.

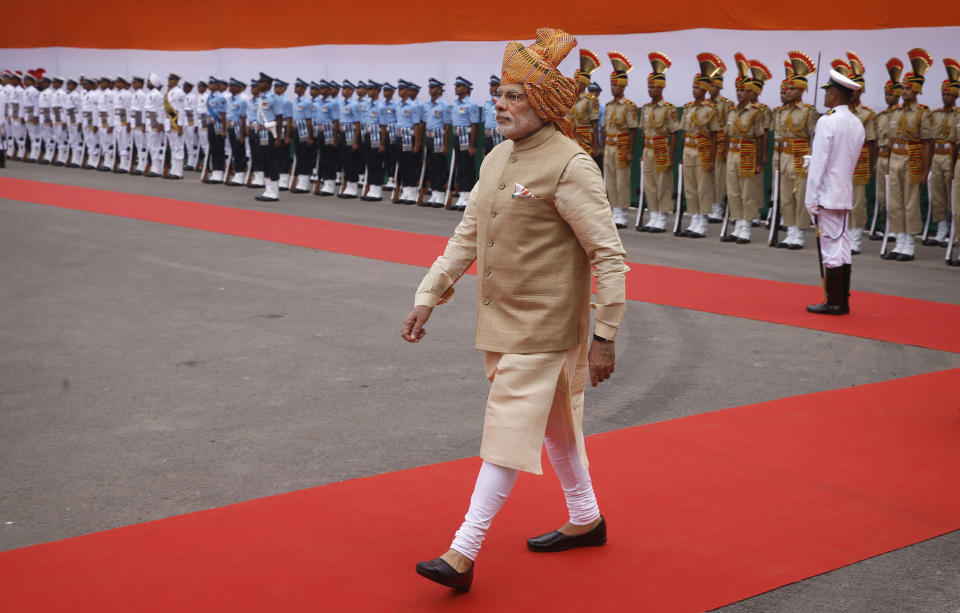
left=720, top=233, right=738, bottom=242
left=415, top=558, right=473, bottom=592
left=880, top=251, right=899, bottom=260
left=527, top=516, right=607, bottom=553
left=735, top=237, right=751, bottom=244
left=787, top=243, right=803, bottom=250
left=896, top=253, right=914, bottom=261
left=806, top=302, right=847, bottom=315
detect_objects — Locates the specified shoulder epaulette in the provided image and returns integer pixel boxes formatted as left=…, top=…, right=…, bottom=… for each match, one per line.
left=773, top=105, right=784, bottom=112
left=662, top=101, right=674, bottom=108
left=757, top=103, right=770, bottom=110
left=684, top=101, right=694, bottom=108
left=802, top=103, right=816, bottom=110
left=860, top=104, right=874, bottom=113
left=623, top=98, right=636, bottom=108
left=827, top=109, right=836, bottom=115
left=918, top=104, right=929, bottom=110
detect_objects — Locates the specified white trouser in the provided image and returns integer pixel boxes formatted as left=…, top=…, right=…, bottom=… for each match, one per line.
left=166, top=128, right=184, bottom=160
left=816, top=208, right=851, bottom=268
left=27, top=122, right=42, bottom=158
left=132, top=128, right=147, bottom=170
left=82, top=125, right=100, bottom=164
left=41, top=124, right=56, bottom=160
left=450, top=420, right=600, bottom=561
left=147, top=128, right=165, bottom=171
left=183, top=125, right=198, bottom=165
left=99, top=127, right=116, bottom=167
left=116, top=127, right=132, bottom=168
left=68, top=124, right=83, bottom=161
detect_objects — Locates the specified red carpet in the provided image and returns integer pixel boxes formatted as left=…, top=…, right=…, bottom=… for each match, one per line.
left=3, top=176, right=960, bottom=353
left=2, top=368, right=959, bottom=612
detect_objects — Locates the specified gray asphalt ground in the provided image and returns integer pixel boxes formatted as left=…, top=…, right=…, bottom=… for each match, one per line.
left=1, top=163, right=958, bottom=612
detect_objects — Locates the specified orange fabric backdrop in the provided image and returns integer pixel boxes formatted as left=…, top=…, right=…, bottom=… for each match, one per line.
left=2, top=0, right=957, bottom=50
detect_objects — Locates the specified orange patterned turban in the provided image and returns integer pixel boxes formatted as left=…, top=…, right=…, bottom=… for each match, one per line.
left=501, top=27, right=580, bottom=144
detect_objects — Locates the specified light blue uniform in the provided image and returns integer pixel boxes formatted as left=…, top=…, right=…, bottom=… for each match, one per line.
left=207, top=91, right=227, bottom=130
left=315, top=95, right=340, bottom=142
left=482, top=97, right=502, bottom=148
left=396, top=98, right=422, bottom=151
left=293, top=94, right=314, bottom=138
left=451, top=96, right=479, bottom=151
left=225, top=94, right=246, bottom=137
left=423, top=99, right=450, bottom=149
left=340, top=95, right=361, bottom=143
left=365, top=99, right=384, bottom=146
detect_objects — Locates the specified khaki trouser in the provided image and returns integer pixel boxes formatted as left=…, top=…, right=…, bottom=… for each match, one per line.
left=603, top=144, right=631, bottom=211
left=714, top=160, right=727, bottom=205
left=930, top=152, right=953, bottom=223
left=954, top=159, right=960, bottom=219
left=642, top=147, right=673, bottom=213
left=851, top=184, right=868, bottom=228
left=778, top=153, right=810, bottom=229
left=876, top=155, right=889, bottom=211
left=726, top=152, right=763, bottom=221
left=682, top=146, right=714, bottom=215
left=887, top=151, right=923, bottom=235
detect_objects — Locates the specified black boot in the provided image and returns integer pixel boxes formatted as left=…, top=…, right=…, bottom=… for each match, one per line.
left=842, top=263, right=852, bottom=314
left=806, top=266, right=848, bottom=315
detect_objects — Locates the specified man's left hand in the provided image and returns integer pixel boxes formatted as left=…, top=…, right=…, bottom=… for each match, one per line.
left=588, top=339, right=615, bottom=387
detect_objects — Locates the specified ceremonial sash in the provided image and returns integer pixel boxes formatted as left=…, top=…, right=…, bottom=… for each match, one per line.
left=296, top=119, right=309, bottom=139
left=399, top=126, right=414, bottom=152
left=430, top=127, right=444, bottom=150
left=907, top=141, right=924, bottom=184
left=574, top=124, right=592, bottom=153
left=456, top=125, right=470, bottom=151
left=716, top=131, right=727, bottom=159
left=696, top=134, right=713, bottom=167
left=853, top=145, right=871, bottom=185
left=738, top=139, right=757, bottom=178
left=321, top=121, right=334, bottom=143
left=368, top=123, right=381, bottom=147
left=646, top=135, right=669, bottom=171
left=789, top=138, right=810, bottom=178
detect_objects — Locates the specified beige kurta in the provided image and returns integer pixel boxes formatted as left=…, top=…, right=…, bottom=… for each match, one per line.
left=414, top=123, right=628, bottom=474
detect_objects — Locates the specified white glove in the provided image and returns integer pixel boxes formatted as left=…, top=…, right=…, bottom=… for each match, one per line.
left=802, top=154, right=811, bottom=170
left=806, top=203, right=822, bottom=218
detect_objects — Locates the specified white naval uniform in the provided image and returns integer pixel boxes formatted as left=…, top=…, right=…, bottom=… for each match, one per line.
left=37, top=86, right=55, bottom=161
left=129, top=86, right=148, bottom=172
left=197, top=89, right=210, bottom=160
left=81, top=88, right=101, bottom=166
left=143, top=86, right=165, bottom=175
left=115, top=87, right=133, bottom=171
left=66, top=88, right=84, bottom=163
left=183, top=89, right=200, bottom=167
left=804, top=104, right=866, bottom=268
left=164, top=84, right=186, bottom=176
left=51, top=86, right=68, bottom=163
left=9, top=85, right=27, bottom=157
left=97, top=87, right=117, bottom=168
left=22, top=84, right=40, bottom=160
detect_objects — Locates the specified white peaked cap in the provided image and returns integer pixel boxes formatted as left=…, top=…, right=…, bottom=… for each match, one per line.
left=822, top=69, right=861, bottom=91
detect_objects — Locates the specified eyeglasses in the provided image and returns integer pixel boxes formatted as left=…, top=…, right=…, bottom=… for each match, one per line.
left=494, top=90, right=528, bottom=104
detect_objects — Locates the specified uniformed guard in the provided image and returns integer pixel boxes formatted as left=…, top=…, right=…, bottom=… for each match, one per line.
left=421, top=77, right=451, bottom=206
left=21, top=71, right=41, bottom=162
left=361, top=80, right=386, bottom=200
left=773, top=51, right=817, bottom=249
left=143, top=73, right=166, bottom=177
left=49, top=76, right=68, bottom=165
left=603, top=52, right=638, bottom=228
left=113, top=76, right=133, bottom=173
left=289, top=77, right=315, bottom=193
left=570, top=49, right=601, bottom=157
left=882, top=49, right=935, bottom=261
left=163, top=73, right=186, bottom=178
left=840, top=52, right=878, bottom=254
left=68, top=77, right=89, bottom=168
left=270, top=79, right=293, bottom=190
left=924, top=58, right=960, bottom=246
left=204, top=77, right=228, bottom=184
left=379, top=81, right=399, bottom=192
left=588, top=81, right=604, bottom=170
left=182, top=80, right=199, bottom=170
left=225, top=78, right=248, bottom=185
left=195, top=79, right=211, bottom=174
left=36, top=75, right=55, bottom=164
left=872, top=61, right=903, bottom=240
left=252, top=72, right=284, bottom=201
left=337, top=79, right=362, bottom=198
left=315, top=80, right=341, bottom=195
left=701, top=53, right=731, bottom=224
left=395, top=80, right=424, bottom=203
left=8, top=72, right=27, bottom=160
left=128, top=76, right=147, bottom=174
left=638, top=52, right=680, bottom=233
left=722, top=54, right=772, bottom=244
left=448, top=76, right=479, bottom=210
left=678, top=55, right=723, bottom=238
left=482, top=75, right=501, bottom=156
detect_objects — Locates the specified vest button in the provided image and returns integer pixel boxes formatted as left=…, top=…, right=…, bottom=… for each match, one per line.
left=510, top=156, right=518, bottom=163
left=482, top=298, right=490, bottom=305
left=497, top=183, right=505, bottom=190
left=490, top=211, right=497, bottom=218
left=487, top=240, right=494, bottom=246
left=485, top=269, right=492, bottom=276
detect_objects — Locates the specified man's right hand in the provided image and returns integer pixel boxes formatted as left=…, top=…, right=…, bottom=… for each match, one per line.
left=401, top=305, right=434, bottom=343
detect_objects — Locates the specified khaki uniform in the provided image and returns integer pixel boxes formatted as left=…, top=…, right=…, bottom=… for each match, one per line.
left=929, top=107, right=958, bottom=223
left=602, top=97, right=639, bottom=211
left=679, top=100, right=722, bottom=215
left=849, top=103, right=877, bottom=228
left=773, top=101, right=817, bottom=229
left=725, top=102, right=771, bottom=222
left=639, top=99, right=681, bottom=213
left=569, top=92, right=600, bottom=156
left=951, top=120, right=960, bottom=222
left=884, top=101, right=935, bottom=234
left=711, top=95, right=734, bottom=208
left=875, top=105, right=897, bottom=213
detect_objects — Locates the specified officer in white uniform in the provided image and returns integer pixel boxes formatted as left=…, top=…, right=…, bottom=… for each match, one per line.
left=21, top=73, right=41, bottom=162
left=50, top=76, right=68, bottom=164
left=805, top=70, right=866, bottom=315
left=36, top=76, right=56, bottom=163
left=182, top=81, right=199, bottom=170
left=164, top=73, right=187, bottom=178
left=95, top=77, right=117, bottom=170
left=144, top=73, right=166, bottom=177
left=80, top=76, right=102, bottom=168
left=65, top=78, right=84, bottom=167
left=113, top=76, right=133, bottom=173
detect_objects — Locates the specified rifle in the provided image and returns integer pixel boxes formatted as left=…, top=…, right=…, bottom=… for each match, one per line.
left=880, top=174, right=893, bottom=257
left=634, top=160, right=646, bottom=230
left=443, top=148, right=457, bottom=208
left=672, top=163, right=685, bottom=235
left=921, top=172, right=934, bottom=244
left=868, top=186, right=882, bottom=239
left=813, top=214, right=824, bottom=280
left=768, top=167, right=781, bottom=246
left=415, top=147, right=428, bottom=205
left=947, top=179, right=957, bottom=265
left=720, top=198, right=731, bottom=240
